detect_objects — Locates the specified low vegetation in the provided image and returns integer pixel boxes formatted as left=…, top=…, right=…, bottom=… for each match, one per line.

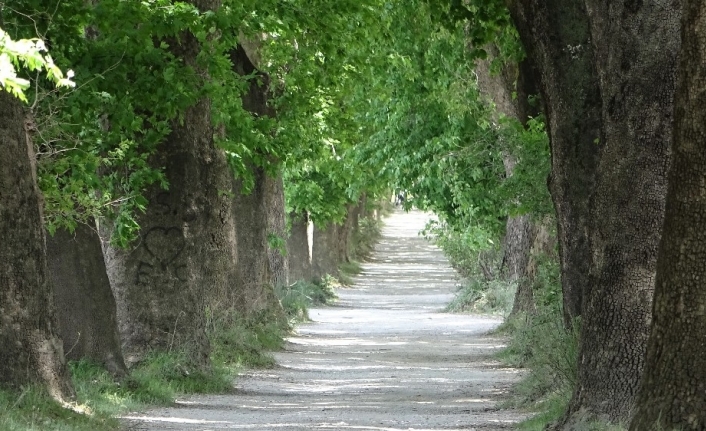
left=0, top=274, right=345, bottom=431
left=433, top=223, right=621, bottom=429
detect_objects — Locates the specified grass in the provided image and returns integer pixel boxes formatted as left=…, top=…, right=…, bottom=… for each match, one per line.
left=276, top=277, right=338, bottom=322
left=0, top=305, right=297, bottom=431
left=0, top=386, right=117, bottom=431
left=445, top=277, right=516, bottom=315
left=0, top=210, right=383, bottom=431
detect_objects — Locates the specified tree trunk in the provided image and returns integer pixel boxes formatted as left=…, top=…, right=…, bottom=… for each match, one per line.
left=312, top=222, right=341, bottom=281
left=630, top=2, right=706, bottom=428
left=0, top=91, right=74, bottom=400
left=473, top=45, right=540, bottom=317
left=265, top=173, right=289, bottom=289
left=336, top=203, right=358, bottom=264
left=288, top=212, right=313, bottom=282
left=558, top=1, right=679, bottom=425
left=47, top=222, right=127, bottom=377
left=232, top=169, right=283, bottom=318
left=507, top=0, right=602, bottom=326
left=103, top=0, right=235, bottom=367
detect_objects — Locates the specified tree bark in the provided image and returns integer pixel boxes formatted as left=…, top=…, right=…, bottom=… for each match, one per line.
left=0, top=91, right=74, bottom=400
left=559, top=1, right=679, bottom=425
left=288, top=212, right=313, bottom=282
left=630, top=2, right=706, bottom=428
left=103, top=0, right=235, bottom=367
left=232, top=169, right=283, bottom=318
left=312, top=222, right=341, bottom=281
left=48, top=222, right=127, bottom=377
left=265, top=173, right=289, bottom=289
left=507, top=0, right=602, bottom=326
left=473, top=45, right=540, bottom=317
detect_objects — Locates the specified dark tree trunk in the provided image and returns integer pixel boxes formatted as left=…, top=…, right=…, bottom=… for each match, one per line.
left=232, top=169, right=282, bottom=318
left=265, top=173, right=289, bottom=289
left=630, top=2, right=706, bottom=428
left=103, top=0, right=235, bottom=367
left=312, top=222, right=341, bottom=281
left=288, top=212, right=313, bottom=282
left=48, top=222, right=127, bottom=377
left=507, top=0, right=602, bottom=326
left=0, top=91, right=74, bottom=400
left=559, top=1, right=679, bottom=425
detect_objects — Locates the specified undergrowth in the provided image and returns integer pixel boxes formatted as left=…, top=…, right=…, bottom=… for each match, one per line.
left=276, top=277, right=338, bottom=322
left=0, top=209, right=384, bottom=430
left=429, top=220, right=608, bottom=429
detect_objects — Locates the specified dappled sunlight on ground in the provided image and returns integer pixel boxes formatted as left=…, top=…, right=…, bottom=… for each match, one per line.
left=124, top=209, right=525, bottom=431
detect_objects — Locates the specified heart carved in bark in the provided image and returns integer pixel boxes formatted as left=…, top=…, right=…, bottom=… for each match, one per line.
left=144, top=227, right=186, bottom=265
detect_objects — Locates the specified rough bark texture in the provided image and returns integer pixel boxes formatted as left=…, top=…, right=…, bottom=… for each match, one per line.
left=0, top=91, right=74, bottom=400
left=560, top=1, right=679, bottom=425
left=507, top=0, right=602, bottom=326
left=103, top=0, right=235, bottom=367
left=232, top=169, right=282, bottom=317
left=48, top=222, right=127, bottom=377
left=288, top=213, right=313, bottom=282
left=265, top=173, right=289, bottom=289
left=630, top=2, right=706, bottom=428
left=312, top=222, right=341, bottom=281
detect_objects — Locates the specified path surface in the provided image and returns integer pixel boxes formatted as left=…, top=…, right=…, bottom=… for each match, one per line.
left=124, top=210, right=525, bottom=430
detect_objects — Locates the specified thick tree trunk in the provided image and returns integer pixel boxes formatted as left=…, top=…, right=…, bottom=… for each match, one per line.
left=630, top=3, right=706, bottom=428
left=559, top=1, right=679, bottom=425
left=48, top=222, right=127, bottom=377
left=312, top=222, right=341, bottom=281
left=288, top=212, right=313, bottom=282
left=507, top=0, right=602, bottom=326
left=0, top=91, right=74, bottom=400
left=103, top=0, right=235, bottom=367
left=232, top=169, right=283, bottom=318
left=265, top=173, right=289, bottom=289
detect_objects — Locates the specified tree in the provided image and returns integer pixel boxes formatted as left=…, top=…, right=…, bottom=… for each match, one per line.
left=506, top=0, right=601, bottom=328
left=557, top=1, right=680, bottom=425
left=508, top=0, right=680, bottom=426
left=103, top=0, right=238, bottom=368
left=0, top=73, right=74, bottom=402
left=47, top=222, right=128, bottom=377
left=629, top=1, right=706, bottom=427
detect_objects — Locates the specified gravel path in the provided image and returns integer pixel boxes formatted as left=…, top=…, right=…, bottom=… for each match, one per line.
left=124, top=210, right=525, bottom=430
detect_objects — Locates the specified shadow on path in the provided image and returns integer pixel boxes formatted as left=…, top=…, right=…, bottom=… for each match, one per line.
left=124, top=210, right=525, bottom=430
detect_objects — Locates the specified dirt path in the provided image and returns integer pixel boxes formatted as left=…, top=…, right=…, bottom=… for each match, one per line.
left=124, top=210, right=525, bottom=430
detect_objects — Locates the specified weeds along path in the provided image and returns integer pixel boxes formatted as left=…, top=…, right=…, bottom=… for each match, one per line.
left=124, top=210, right=525, bottom=430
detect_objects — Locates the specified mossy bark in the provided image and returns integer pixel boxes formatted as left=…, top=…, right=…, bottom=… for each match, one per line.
left=0, top=91, right=74, bottom=400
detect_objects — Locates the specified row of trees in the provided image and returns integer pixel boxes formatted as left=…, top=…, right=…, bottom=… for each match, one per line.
left=0, top=0, right=390, bottom=404
left=2, top=0, right=706, bottom=429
